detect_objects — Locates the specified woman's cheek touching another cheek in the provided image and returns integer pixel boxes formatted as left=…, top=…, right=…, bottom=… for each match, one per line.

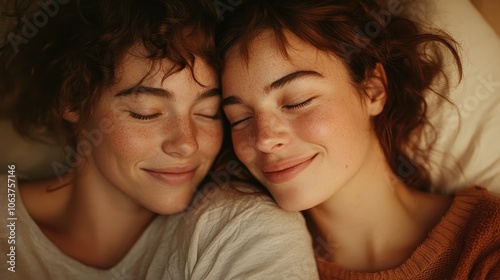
left=81, top=55, right=223, bottom=215
left=222, top=31, right=379, bottom=211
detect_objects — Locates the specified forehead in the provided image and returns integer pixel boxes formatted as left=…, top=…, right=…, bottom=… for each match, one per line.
left=224, top=30, right=312, bottom=73
left=112, top=45, right=218, bottom=92
left=222, top=30, right=347, bottom=93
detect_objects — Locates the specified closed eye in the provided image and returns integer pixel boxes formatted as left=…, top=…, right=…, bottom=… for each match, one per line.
left=129, top=112, right=161, bottom=121
left=195, top=111, right=221, bottom=120
left=283, top=98, right=314, bottom=110
left=230, top=116, right=252, bottom=128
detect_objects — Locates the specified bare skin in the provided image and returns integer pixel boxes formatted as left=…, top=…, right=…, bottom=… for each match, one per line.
left=18, top=49, right=223, bottom=269
left=222, top=31, right=453, bottom=272
left=305, top=144, right=452, bottom=272
left=20, top=172, right=155, bottom=269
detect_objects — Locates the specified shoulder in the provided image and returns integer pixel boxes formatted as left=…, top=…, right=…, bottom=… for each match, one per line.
left=450, top=187, right=500, bottom=273
left=178, top=181, right=319, bottom=279
left=181, top=181, right=310, bottom=237
left=453, top=186, right=500, bottom=220
left=184, top=181, right=306, bottom=228
left=2, top=173, right=73, bottom=229
left=425, top=186, right=499, bottom=255
left=447, top=187, right=499, bottom=235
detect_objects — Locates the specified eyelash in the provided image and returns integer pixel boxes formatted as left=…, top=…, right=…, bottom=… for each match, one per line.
left=283, top=98, right=314, bottom=109
left=197, top=113, right=221, bottom=120
left=230, top=117, right=251, bottom=128
left=130, top=112, right=221, bottom=121
left=129, top=112, right=161, bottom=121
left=195, top=106, right=222, bottom=120
left=230, top=98, right=315, bottom=127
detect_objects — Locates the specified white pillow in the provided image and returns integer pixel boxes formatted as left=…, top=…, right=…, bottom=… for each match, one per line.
left=406, top=0, right=500, bottom=195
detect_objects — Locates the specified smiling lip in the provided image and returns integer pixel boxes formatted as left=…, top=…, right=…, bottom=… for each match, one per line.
left=143, top=166, right=198, bottom=187
left=262, top=154, right=317, bottom=184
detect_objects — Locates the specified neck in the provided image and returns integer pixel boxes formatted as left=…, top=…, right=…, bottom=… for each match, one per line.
left=306, top=143, right=451, bottom=272
left=52, top=160, right=156, bottom=269
left=73, top=163, right=155, bottom=234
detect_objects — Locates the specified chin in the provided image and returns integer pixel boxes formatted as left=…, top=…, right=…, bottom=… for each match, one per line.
left=277, top=203, right=308, bottom=212
left=271, top=191, right=316, bottom=212
left=148, top=191, right=195, bottom=215
left=153, top=203, right=190, bottom=215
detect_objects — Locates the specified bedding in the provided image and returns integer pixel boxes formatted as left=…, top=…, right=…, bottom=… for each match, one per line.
left=406, top=0, right=500, bottom=195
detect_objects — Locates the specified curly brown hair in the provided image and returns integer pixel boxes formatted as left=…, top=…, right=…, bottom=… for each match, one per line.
left=0, top=0, right=219, bottom=144
left=216, top=0, right=462, bottom=191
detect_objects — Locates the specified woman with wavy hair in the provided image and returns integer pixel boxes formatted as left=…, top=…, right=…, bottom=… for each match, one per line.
left=218, top=0, right=500, bottom=279
left=0, top=0, right=318, bottom=278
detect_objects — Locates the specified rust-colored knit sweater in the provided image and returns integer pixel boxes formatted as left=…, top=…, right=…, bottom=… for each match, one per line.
left=316, top=187, right=500, bottom=280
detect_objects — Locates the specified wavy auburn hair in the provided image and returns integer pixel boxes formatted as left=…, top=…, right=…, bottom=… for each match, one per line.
left=0, top=0, right=219, bottom=143
left=217, top=0, right=462, bottom=191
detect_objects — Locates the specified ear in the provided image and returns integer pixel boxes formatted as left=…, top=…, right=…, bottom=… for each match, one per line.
left=63, top=107, right=80, bottom=123
left=364, top=63, right=388, bottom=117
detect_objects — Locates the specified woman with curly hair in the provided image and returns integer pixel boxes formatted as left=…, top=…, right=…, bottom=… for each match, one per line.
left=0, top=0, right=318, bottom=279
left=218, top=0, right=500, bottom=279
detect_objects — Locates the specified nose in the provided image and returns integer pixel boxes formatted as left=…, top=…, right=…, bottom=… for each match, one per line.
left=162, top=117, right=199, bottom=157
left=254, top=113, right=290, bottom=153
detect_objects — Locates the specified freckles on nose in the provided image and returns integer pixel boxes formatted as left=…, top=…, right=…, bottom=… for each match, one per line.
left=255, top=117, right=281, bottom=142
left=256, top=125, right=271, bottom=141
left=178, top=122, right=197, bottom=143
left=163, top=117, right=198, bottom=145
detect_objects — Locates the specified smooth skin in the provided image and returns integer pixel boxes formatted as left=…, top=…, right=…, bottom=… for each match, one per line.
left=222, top=31, right=451, bottom=272
left=19, top=46, right=223, bottom=269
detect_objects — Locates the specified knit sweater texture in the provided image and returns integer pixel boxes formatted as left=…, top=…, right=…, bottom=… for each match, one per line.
left=316, top=187, right=500, bottom=280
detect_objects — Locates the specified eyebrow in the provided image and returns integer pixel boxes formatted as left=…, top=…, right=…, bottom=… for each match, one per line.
left=115, top=86, right=173, bottom=99
left=222, top=70, right=323, bottom=107
left=115, top=86, right=221, bottom=101
left=264, top=70, right=324, bottom=94
left=196, top=88, right=221, bottom=101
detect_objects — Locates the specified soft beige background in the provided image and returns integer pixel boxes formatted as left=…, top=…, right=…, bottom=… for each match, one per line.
left=471, top=0, right=500, bottom=36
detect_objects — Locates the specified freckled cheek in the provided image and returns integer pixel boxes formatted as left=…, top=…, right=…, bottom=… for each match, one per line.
left=97, top=123, right=158, bottom=160
left=198, top=123, right=224, bottom=157
left=295, top=107, right=362, bottom=159
left=294, top=110, right=335, bottom=143
left=232, top=131, right=255, bottom=166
